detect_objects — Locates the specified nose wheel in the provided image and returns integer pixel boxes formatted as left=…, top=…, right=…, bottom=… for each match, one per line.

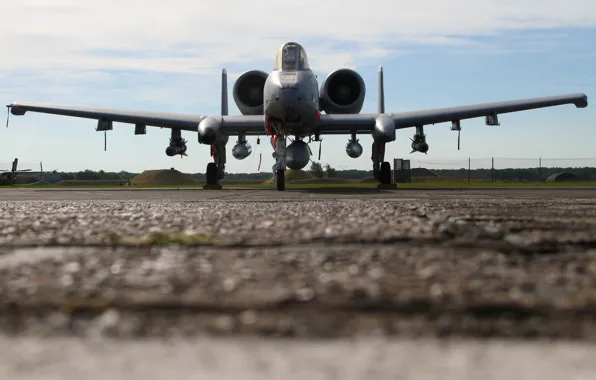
left=271, top=131, right=287, bottom=191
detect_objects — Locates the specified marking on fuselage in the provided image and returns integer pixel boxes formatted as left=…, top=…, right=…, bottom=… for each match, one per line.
left=280, top=74, right=297, bottom=84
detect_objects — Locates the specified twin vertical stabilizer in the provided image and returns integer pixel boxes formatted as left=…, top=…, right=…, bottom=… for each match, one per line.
left=221, top=69, right=228, bottom=116
left=378, top=66, right=385, bottom=114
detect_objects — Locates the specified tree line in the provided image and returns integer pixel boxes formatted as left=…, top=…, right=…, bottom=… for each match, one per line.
left=4, top=163, right=596, bottom=184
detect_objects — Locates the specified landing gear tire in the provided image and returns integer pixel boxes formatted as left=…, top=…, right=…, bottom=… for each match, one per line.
left=276, top=169, right=285, bottom=191
left=379, top=161, right=391, bottom=184
left=206, top=162, right=218, bottom=185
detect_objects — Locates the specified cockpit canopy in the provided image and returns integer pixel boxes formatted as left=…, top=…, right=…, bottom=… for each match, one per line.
left=275, top=42, right=310, bottom=71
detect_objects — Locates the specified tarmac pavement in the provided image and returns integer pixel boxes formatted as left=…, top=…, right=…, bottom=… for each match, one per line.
left=1, top=186, right=596, bottom=378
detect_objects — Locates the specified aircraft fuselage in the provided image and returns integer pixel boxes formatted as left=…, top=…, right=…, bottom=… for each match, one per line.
left=263, top=68, right=320, bottom=136
left=7, top=40, right=586, bottom=193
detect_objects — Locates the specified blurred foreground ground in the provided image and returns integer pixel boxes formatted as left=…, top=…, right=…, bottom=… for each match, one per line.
left=1, top=187, right=596, bottom=378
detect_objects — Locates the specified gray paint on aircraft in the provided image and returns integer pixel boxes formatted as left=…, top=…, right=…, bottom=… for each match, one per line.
left=5, top=41, right=589, bottom=190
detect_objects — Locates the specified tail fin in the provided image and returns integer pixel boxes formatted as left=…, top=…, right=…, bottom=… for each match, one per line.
left=11, top=158, right=17, bottom=173
left=221, top=68, right=228, bottom=116
left=378, top=65, right=385, bottom=114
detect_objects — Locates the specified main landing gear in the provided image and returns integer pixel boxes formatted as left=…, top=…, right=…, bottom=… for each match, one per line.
left=204, top=143, right=226, bottom=189
left=275, top=168, right=285, bottom=191
left=372, top=140, right=392, bottom=186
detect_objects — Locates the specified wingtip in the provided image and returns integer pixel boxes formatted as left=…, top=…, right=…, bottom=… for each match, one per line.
left=7, top=102, right=26, bottom=116
left=578, top=93, right=588, bottom=108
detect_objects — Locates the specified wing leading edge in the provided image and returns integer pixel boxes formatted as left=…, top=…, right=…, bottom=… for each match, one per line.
left=316, top=93, right=588, bottom=134
left=7, top=101, right=264, bottom=133
left=7, top=92, right=587, bottom=135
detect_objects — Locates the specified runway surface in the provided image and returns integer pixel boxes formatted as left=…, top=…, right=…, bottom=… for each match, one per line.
left=1, top=186, right=596, bottom=378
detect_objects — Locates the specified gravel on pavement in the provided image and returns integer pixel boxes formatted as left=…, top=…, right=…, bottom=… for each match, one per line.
left=1, top=194, right=596, bottom=340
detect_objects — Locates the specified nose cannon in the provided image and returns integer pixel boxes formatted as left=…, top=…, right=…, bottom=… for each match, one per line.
left=268, top=88, right=302, bottom=123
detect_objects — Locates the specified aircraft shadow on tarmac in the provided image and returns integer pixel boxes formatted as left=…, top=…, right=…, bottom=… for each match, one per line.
left=273, top=186, right=596, bottom=194
left=285, top=187, right=405, bottom=194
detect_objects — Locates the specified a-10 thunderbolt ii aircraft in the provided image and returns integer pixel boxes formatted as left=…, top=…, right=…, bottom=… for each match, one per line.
left=0, top=158, right=31, bottom=184
left=6, top=42, right=588, bottom=191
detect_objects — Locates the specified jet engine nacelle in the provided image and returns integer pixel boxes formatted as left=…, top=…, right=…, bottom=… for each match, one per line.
left=233, top=70, right=268, bottom=115
left=346, top=140, right=363, bottom=158
left=319, top=69, right=366, bottom=114
left=285, top=140, right=311, bottom=171
left=232, top=142, right=252, bottom=160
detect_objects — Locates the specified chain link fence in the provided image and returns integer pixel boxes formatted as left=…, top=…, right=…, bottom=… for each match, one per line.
left=399, top=157, right=596, bottom=183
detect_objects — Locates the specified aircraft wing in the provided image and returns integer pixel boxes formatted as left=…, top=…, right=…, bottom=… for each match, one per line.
left=7, top=93, right=587, bottom=136
left=7, top=102, right=265, bottom=133
left=317, top=93, right=588, bottom=134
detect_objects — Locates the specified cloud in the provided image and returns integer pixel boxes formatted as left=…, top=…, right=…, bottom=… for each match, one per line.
left=0, top=0, right=594, bottom=174
left=1, top=0, right=595, bottom=75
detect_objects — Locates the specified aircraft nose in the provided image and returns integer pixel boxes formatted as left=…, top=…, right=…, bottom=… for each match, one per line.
left=278, top=87, right=299, bottom=103
left=269, top=88, right=301, bottom=122
left=279, top=88, right=300, bottom=121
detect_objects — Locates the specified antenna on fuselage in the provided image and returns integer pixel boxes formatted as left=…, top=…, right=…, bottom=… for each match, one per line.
left=378, top=65, right=385, bottom=113
left=221, top=68, right=228, bottom=116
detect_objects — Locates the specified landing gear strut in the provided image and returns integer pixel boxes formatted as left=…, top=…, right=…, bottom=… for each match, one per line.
left=271, top=129, right=287, bottom=191
left=372, top=140, right=391, bottom=185
left=205, top=143, right=226, bottom=188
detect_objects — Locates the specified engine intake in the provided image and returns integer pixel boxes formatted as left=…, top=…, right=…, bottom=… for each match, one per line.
left=233, top=70, right=268, bottom=115
left=319, top=69, right=366, bottom=114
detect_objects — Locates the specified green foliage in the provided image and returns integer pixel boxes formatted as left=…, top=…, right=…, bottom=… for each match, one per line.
left=4, top=166, right=595, bottom=185
left=433, top=167, right=595, bottom=182
left=324, top=163, right=336, bottom=178
left=310, top=162, right=324, bottom=178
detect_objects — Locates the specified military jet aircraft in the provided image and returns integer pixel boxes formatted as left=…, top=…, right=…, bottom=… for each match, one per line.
left=6, top=42, right=588, bottom=191
left=0, top=158, right=32, bottom=184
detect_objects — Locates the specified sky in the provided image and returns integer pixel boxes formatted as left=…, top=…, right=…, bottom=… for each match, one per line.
left=0, top=0, right=595, bottom=173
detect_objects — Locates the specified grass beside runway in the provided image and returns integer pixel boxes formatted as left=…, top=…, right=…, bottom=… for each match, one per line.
left=3, top=180, right=596, bottom=189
